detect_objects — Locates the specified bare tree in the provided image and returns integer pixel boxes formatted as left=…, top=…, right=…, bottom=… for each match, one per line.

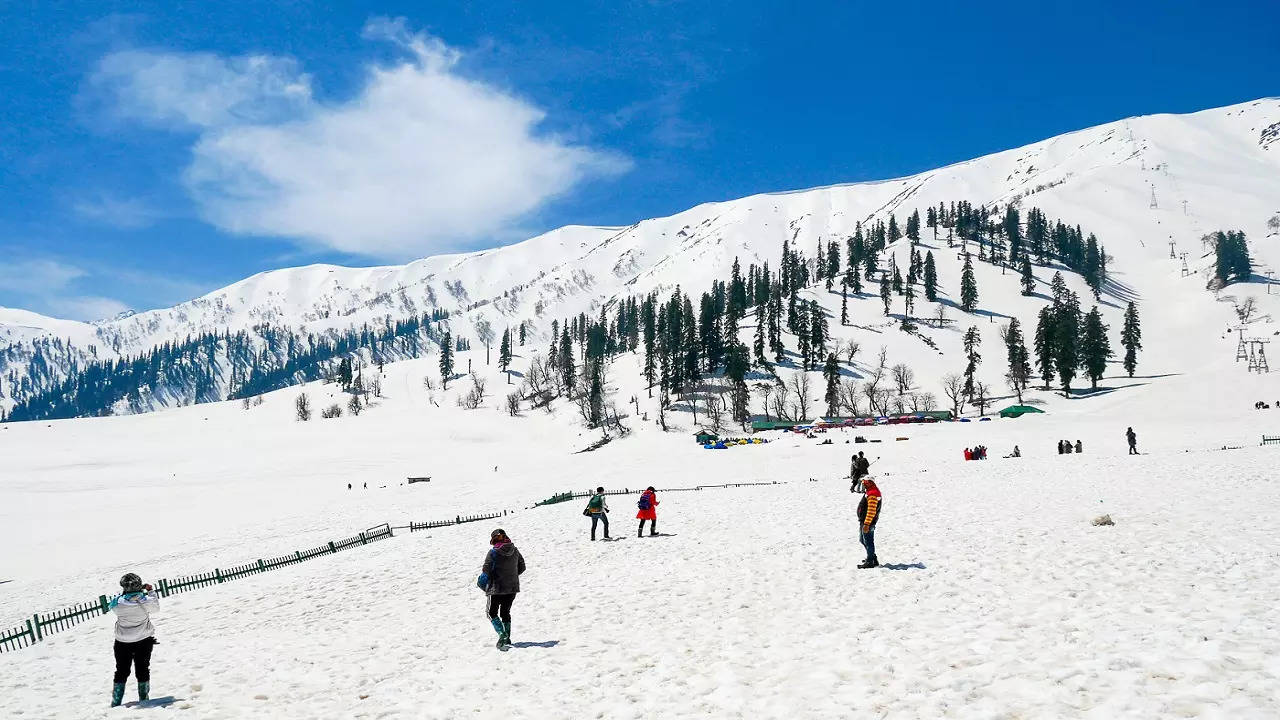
left=241, top=397, right=251, bottom=411
left=891, top=363, right=915, bottom=395
left=788, top=371, right=812, bottom=421
left=874, top=388, right=894, bottom=417
left=837, top=378, right=862, bottom=416
left=505, top=392, right=521, bottom=417
left=1237, top=296, right=1258, bottom=324
left=755, top=383, right=775, bottom=422
left=1005, top=372, right=1027, bottom=404
left=474, top=318, right=496, bottom=365
left=706, top=394, right=725, bottom=433
left=941, top=373, right=966, bottom=417
left=933, top=303, right=948, bottom=328
left=347, top=395, right=363, bottom=416
left=459, top=372, right=488, bottom=410
left=295, top=393, right=312, bottom=421
left=843, top=340, right=862, bottom=364
left=919, top=392, right=938, bottom=411
left=772, top=380, right=794, bottom=421
left=973, top=380, right=992, bottom=416
left=321, top=403, right=343, bottom=419
left=422, top=374, right=435, bottom=391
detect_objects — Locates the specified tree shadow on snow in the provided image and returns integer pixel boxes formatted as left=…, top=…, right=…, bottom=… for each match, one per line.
left=512, top=640, right=560, bottom=649
left=879, top=563, right=926, bottom=571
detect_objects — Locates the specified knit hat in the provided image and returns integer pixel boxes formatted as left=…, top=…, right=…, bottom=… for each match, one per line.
left=119, top=573, right=143, bottom=593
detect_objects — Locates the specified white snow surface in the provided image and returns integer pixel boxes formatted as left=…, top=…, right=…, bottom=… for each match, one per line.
left=2, top=348, right=1280, bottom=718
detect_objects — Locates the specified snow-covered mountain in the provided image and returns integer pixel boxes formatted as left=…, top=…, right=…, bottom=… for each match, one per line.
left=3, top=98, right=1279, bottom=417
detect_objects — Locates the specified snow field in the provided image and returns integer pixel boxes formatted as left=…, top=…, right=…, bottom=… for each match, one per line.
left=3, top=436, right=1279, bottom=718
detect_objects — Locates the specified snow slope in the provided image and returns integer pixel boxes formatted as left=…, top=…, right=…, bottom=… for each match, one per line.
left=2, top=359, right=1279, bottom=717
left=3, top=99, right=1279, bottom=415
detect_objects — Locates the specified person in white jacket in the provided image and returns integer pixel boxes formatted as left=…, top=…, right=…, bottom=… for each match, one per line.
left=110, top=573, right=159, bottom=707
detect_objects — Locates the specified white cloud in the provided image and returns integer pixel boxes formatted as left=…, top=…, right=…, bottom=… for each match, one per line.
left=89, top=18, right=630, bottom=259
left=73, top=194, right=167, bottom=229
left=0, top=258, right=131, bottom=322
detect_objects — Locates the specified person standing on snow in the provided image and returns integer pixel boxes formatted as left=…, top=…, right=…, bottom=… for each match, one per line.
left=851, top=477, right=882, bottom=568
left=850, top=451, right=869, bottom=481
left=586, top=487, right=611, bottom=540
left=109, top=573, right=160, bottom=707
left=636, top=486, right=659, bottom=536
left=481, top=528, right=525, bottom=650
left=1074, top=439, right=1083, bottom=454
left=1126, top=427, right=1138, bottom=455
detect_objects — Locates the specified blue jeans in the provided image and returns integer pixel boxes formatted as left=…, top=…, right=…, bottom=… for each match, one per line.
left=860, top=527, right=877, bottom=562
left=591, top=513, right=610, bottom=539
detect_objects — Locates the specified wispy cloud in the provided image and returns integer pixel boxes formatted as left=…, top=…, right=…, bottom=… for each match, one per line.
left=0, top=254, right=210, bottom=322
left=86, top=17, right=631, bottom=260
left=72, top=194, right=168, bottom=229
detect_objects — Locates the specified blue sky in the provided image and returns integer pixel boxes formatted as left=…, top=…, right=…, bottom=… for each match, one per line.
left=1, top=1, right=1277, bottom=320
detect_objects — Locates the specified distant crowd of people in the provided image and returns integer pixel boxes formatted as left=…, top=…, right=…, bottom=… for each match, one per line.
left=1057, top=439, right=1084, bottom=454
left=963, top=445, right=988, bottom=460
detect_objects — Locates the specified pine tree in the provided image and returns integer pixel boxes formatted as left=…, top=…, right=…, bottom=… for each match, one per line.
left=518, top=322, right=526, bottom=346
left=1004, top=317, right=1032, bottom=403
left=1034, top=306, right=1055, bottom=390
left=962, top=325, right=982, bottom=398
left=906, top=209, right=921, bottom=244
left=1004, top=206, right=1022, bottom=263
left=826, top=241, right=840, bottom=290
left=923, top=251, right=937, bottom=302
left=823, top=353, right=841, bottom=417
left=926, top=206, right=938, bottom=240
left=880, top=275, right=892, bottom=315
left=559, top=329, right=576, bottom=393
left=1019, top=254, right=1035, bottom=296
left=439, top=331, right=455, bottom=389
left=1084, top=234, right=1102, bottom=299
left=1053, top=292, right=1082, bottom=395
left=809, top=300, right=828, bottom=368
left=840, top=284, right=849, bottom=325
left=1120, top=301, right=1142, bottom=377
left=499, top=328, right=513, bottom=383
left=888, top=214, right=901, bottom=243
left=960, top=253, right=979, bottom=312
left=1080, top=306, right=1111, bottom=389
left=797, top=300, right=812, bottom=369
left=753, top=302, right=769, bottom=368
left=892, top=259, right=903, bottom=294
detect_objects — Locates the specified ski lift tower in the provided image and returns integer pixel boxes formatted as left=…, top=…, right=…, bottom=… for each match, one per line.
left=1236, top=332, right=1249, bottom=362
left=1149, top=187, right=1158, bottom=209
left=1251, top=340, right=1270, bottom=373
left=1168, top=240, right=1177, bottom=259
left=1180, top=253, right=1190, bottom=277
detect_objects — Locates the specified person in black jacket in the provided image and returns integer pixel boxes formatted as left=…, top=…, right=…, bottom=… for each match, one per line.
left=481, top=528, right=525, bottom=650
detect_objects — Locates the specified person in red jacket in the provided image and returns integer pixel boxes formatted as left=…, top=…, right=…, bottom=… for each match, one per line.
left=852, top=477, right=882, bottom=568
left=636, top=486, right=659, bottom=536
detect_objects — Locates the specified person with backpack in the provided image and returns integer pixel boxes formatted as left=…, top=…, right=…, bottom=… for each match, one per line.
left=1126, top=427, right=1138, bottom=455
left=636, top=486, right=659, bottom=536
left=109, top=573, right=160, bottom=707
left=479, top=528, right=525, bottom=651
left=585, top=487, right=610, bottom=540
left=851, top=477, right=882, bottom=569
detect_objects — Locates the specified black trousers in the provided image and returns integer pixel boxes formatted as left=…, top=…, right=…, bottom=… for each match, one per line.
left=486, top=593, right=515, bottom=623
left=590, top=513, right=610, bottom=539
left=638, top=518, right=657, bottom=534
left=113, top=638, right=155, bottom=683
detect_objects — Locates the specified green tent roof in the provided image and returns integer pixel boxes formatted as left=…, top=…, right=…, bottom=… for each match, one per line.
left=999, top=405, right=1045, bottom=418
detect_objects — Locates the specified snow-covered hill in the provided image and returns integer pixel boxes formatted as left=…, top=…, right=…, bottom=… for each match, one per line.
left=3, top=98, right=1279, bottom=416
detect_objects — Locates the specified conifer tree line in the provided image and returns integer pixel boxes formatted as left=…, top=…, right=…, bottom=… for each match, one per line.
left=1027, top=272, right=1138, bottom=396
left=1211, top=230, right=1251, bottom=286
left=7, top=310, right=451, bottom=421
left=4, top=198, right=1139, bottom=424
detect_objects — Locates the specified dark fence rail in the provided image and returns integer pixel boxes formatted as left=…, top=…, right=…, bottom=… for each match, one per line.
left=0, top=523, right=394, bottom=655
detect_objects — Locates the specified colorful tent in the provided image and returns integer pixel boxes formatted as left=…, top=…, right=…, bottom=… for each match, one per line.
left=998, top=405, right=1046, bottom=419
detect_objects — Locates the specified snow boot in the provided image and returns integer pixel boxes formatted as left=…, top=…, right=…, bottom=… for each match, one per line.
left=490, top=618, right=509, bottom=651
left=139, top=681, right=150, bottom=702
left=501, top=620, right=512, bottom=647
left=111, top=683, right=126, bottom=707
left=858, top=558, right=879, bottom=569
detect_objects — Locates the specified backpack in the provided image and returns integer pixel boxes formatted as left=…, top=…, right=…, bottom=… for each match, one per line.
left=637, top=493, right=651, bottom=511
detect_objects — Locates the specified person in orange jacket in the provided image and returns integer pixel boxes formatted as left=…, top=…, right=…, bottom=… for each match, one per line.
left=636, top=486, right=659, bottom=536
left=852, top=477, right=882, bottom=568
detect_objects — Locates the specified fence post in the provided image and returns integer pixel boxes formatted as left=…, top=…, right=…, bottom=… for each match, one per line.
left=31, top=615, right=41, bottom=641
left=25, top=619, right=36, bottom=645
left=159, top=579, right=168, bottom=597
left=359, top=532, right=367, bottom=545
left=215, top=568, right=223, bottom=584
left=329, top=541, right=337, bottom=553
left=258, top=559, right=265, bottom=572
left=295, top=551, right=302, bottom=563
left=98, top=595, right=109, bottom=616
